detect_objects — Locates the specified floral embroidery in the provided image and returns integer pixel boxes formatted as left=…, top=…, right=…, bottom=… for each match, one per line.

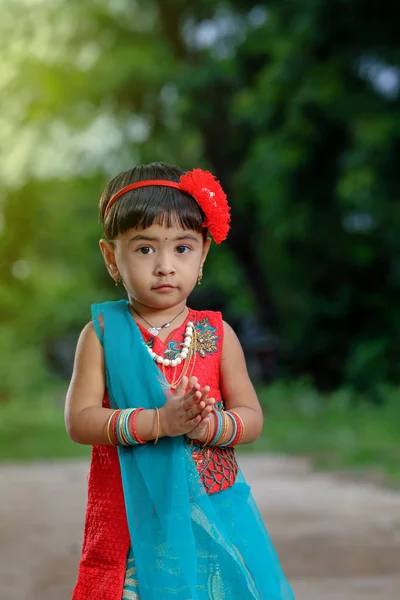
left=164, top=340, right=182, bottom=360
left=162, top=317, right=220, bottom=360
left=194, top=318, right=219, bottom=358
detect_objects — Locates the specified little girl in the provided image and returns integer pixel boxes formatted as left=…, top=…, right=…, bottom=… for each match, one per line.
left=65, top=162, right=295, bottom=600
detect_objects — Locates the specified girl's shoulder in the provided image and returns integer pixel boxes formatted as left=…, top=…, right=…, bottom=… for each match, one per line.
left=190, top=308, right=223, bottom=327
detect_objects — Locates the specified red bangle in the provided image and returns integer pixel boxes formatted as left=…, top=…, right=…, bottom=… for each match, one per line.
left=112, top=410, right=122, bottom=446
left=227, top=411, right=243, bottom=447
left=129, top=407, right=146, bottom=444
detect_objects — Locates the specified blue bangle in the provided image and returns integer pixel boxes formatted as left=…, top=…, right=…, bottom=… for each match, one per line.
left=116, top=410, right=127, bottom=445
left=220, top=411, right=237, bottom=447
left=211, top=409, right=223, bottom=445
left=122, top=409, right=140, bottom=445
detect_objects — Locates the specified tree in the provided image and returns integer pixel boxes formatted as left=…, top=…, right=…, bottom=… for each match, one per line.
left=1, top=0, right=399, bottom=398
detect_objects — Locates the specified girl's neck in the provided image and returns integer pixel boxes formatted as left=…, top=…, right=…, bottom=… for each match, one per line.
left=128, top=299, right=189, bottom=331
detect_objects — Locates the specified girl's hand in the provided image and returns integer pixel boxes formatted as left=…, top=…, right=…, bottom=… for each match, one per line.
left=159, top=376, right=209, bottom=437
left=185, top=414, right=214, bottom=443
left=185, top=386, right=215, bottom=442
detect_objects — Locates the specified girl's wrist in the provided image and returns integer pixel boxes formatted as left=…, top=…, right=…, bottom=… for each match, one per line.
left=135, top=408, right=163, bottom=442
left=198, top=413, right=215, bottom=446
left=158, top=406, right=169, bottom=438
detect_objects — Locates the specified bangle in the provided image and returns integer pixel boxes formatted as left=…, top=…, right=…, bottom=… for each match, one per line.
left=218, top=411, right=230, bottom=446
left=229, top=411, right=244, bottom=446
left=123, top=409, right=140, bottom=445
left=120, top=410, right=131, bottom=445
left=108, top=408, right=148, bottom=447
left=220, top=411, right=238, bottom=447
left=209, top=409, right=223, bottom=446
left=107, top=410, right=119, bottom=446
left=153, top=408, right=160, bottom=444
left=130, top=407, right=146, bottom=444
left=112, top=409, right=122, bottom=445
left=202, top=418, right=212, bottom=447
left=116, top=409, right=131, bottom=445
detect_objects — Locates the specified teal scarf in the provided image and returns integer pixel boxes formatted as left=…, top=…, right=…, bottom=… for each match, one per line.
left=92, top=300, right=295, bottom=600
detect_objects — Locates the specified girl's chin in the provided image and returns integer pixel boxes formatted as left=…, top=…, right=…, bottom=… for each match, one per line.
left=133, top=293, right=188, bottom=309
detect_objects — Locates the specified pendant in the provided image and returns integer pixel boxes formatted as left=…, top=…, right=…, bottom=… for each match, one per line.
left=148, top=327, right=160, bottom=336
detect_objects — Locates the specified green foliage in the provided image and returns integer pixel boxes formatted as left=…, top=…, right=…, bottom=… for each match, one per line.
left=246, top=380, right=400, bottom=487
left=0, top=384, right=90, bottom=460
left=1, top=0, right=400, bottom=406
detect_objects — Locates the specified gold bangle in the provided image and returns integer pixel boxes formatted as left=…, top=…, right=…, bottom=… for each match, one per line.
left=218, top=410, right=230, bottom=446
left=118, top=409, right=131, bottom=446
left=153, top=407, right=160, bottom=444
left=106, top=409, right=118, bottom=446
left=202, top=418, right=212, bottom=447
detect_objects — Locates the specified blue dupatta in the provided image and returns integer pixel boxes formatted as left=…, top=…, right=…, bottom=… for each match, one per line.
left=92, top=300, right=295, bottom=600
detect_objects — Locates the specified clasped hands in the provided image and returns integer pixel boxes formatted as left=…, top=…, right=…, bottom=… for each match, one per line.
left=158, top=376, right=215, bottom=442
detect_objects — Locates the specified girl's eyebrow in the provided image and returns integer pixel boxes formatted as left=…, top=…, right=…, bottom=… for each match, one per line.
left=174, top=234, right=199, bottom=243
left=129, top=234, right=158, bottom=242
left=129, top=233, right=199, bottom=243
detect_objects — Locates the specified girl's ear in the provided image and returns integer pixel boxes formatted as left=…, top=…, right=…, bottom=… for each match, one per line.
left=201, top=236, right=212, bottom=265
left=99, top=238, right=120, bottom=284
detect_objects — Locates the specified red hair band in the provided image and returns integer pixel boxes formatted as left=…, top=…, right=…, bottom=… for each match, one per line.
left=104, top=168, right=231, bottom=244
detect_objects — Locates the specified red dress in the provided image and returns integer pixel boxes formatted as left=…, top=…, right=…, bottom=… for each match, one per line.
left=72, top=309, right=238, bottom=600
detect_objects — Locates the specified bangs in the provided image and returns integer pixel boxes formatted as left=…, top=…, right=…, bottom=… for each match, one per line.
left=103, top=185, right=206, bottom=240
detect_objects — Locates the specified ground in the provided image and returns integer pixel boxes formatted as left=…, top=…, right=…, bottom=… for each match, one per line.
left=0, top=455, right=399, bottom=600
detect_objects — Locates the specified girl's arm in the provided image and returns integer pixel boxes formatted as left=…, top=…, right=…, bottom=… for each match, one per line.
left=65, top=323, right=209, bottom=445
left=219, top=321, right=264, bottom=444
left=65, top=322, right=158, bottom=445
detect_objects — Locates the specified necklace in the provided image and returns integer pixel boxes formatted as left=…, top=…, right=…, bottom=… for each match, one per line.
left=164, top=322, right=198, bottom=388
left=130, top=305, right=186, bottom=337
left=147, top=321, right=195, bottom=367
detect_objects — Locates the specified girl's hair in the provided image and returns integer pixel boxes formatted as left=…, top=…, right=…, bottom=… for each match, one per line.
left=99, top=162, right=206, bottom=241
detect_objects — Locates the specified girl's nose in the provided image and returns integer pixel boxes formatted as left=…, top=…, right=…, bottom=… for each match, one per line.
left=155, top=254, right=176, bottom=276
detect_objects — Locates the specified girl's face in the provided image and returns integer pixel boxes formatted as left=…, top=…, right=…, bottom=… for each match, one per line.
left=100, top=221, right=211, bottom=310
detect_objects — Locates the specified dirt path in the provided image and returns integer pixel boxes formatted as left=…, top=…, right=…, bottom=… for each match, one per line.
left=0, top=455, right=399, bottom=600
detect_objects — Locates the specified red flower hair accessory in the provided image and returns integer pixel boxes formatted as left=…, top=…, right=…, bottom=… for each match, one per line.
left=179, top=169, right=230, bottom=243
left=104, top=168, right=231, bottom=244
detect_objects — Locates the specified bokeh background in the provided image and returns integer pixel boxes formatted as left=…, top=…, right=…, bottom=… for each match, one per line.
left=1, top=2, right=400, bottom=599
left=1, top=0, right=399, bottom=479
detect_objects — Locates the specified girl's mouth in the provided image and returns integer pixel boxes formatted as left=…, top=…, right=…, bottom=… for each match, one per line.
left=153, top=284, right=176, bottom=292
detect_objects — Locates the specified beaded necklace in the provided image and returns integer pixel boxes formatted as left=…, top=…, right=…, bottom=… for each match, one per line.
left=143, top=314, right=198, bottom=389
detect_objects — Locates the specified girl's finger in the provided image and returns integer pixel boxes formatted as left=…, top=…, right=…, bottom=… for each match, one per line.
left=182, top=394, right=202, bottom=414
left=185, top=401, right=204, bottom=420
left=187, top=376, right=198, bottom=390
left=197, top=386, right=210, bottom=404
left=184, top=414, right=202, bottom=431
left=174, top=376, right=188, bottom=397
left=183, top=386, right=201, bottom=407
left=188, top=398, right=210, bottom=419
left=200, top=405, right=214, bottom=419
left=184, top=381, right=200, bottom=398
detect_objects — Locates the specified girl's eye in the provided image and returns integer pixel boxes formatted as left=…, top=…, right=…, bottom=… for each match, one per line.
left=176, top=245, right=191, bottom=254
left=138, top=246, right=154, bottom=255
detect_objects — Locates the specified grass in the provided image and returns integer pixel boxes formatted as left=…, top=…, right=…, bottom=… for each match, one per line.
left=0, top=381, right=398, bottom=487
left=243, top=381, right=400, bottom=487
left=0, top=386, right=90, bottom=461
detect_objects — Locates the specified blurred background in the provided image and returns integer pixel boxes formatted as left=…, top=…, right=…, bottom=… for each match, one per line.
left=0, top=1, right=399, bottom=598
left=1, top=0, right=399, bottom=477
